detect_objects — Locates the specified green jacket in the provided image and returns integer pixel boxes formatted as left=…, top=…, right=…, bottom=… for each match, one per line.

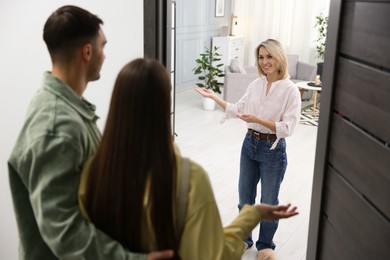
left=8, top=72, right=145, bottom=260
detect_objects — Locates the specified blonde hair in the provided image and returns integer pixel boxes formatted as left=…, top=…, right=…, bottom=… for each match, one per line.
left=255, top=39, right=289, bottom=80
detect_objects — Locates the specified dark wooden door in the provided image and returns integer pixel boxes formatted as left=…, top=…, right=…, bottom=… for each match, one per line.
left=307, top=0, right=390, bottom=259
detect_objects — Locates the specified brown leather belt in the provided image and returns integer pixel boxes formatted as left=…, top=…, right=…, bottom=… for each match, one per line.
left=248, top=129, right=277, bottom=140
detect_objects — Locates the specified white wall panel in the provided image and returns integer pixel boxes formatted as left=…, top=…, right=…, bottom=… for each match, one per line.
left=0, top=1, right=143, bottom=259
left=175, top=0, right=232, bottom=89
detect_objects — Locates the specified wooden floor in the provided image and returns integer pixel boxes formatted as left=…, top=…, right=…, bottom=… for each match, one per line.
left=174, top=88, right=318, bottom=260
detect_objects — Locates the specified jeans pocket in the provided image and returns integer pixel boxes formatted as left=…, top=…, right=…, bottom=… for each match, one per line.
left=268, top=138, right=286, bottom=151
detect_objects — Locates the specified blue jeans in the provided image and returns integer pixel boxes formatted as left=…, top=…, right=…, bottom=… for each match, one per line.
left=238, top=133, right=287, bottom=251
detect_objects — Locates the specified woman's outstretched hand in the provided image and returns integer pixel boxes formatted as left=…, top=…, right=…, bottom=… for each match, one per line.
left=254, top=203, right=298, bottom=221
left=194, top=87, right=215, bottom=99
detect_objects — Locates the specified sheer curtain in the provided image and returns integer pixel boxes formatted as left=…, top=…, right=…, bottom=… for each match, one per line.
left=233, top=0, right=330, bottom=66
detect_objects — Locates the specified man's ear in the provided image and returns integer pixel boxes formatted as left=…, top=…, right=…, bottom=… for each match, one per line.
left=82, top=44, right=92, bottom=61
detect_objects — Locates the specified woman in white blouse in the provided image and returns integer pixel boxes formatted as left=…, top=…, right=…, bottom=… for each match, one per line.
left=195, top=39, right=301, bottom=260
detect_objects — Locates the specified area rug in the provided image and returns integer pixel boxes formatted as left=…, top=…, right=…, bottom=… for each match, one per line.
left=300, top=103, right=319, bottom=126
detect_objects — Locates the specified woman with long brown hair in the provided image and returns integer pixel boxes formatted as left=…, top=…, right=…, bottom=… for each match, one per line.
left=78, top=58, right=298, bottom=259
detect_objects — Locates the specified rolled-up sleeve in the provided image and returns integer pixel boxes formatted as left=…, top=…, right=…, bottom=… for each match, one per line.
left=224, top=91, right=249, bottom=120
left=275, top=88, right=301, bottom=138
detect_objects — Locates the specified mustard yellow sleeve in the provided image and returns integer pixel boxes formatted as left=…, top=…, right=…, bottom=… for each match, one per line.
left=221, top=205, right=262, bottom=259
left=178, top=161, right=262, bottom=260
left=78, top=158, right=93, bottom=221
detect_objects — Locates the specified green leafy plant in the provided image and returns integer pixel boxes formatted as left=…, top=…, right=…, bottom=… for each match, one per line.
left=314, top=13, right=328, bottom=60
left=193, top=46, right=225, bottom=94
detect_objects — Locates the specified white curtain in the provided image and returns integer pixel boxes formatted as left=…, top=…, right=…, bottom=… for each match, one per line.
left=233, top=0, right=330, bottom=66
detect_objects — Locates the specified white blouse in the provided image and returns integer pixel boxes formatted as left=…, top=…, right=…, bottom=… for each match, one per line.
left=224, top=76, right=301, bottom=149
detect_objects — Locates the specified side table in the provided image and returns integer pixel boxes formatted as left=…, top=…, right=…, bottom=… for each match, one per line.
left=296, top=81, right=322, bottom=113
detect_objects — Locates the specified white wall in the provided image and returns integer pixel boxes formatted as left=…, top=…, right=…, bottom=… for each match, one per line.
left=175, top=0, right=233, bottom=89
left=0, top=1, right=143, bottom=259
left=232, top=0, right=330, bottom=66
left=175, top=0, right=330, bottom=90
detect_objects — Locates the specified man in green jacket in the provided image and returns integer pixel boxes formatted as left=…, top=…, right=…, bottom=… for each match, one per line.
left=8, top=5, right=173, bottom=260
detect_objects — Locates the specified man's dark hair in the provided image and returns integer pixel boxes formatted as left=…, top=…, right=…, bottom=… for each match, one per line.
left=43, top=5, right=103, bottom=61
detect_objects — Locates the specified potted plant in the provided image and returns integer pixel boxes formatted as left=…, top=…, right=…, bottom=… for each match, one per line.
left=314, top=12, right=328, bottom=79
left=193, top=46, right=225, bottom=110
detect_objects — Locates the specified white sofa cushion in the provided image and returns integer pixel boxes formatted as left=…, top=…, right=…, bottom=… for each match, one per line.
left=238, top=64, right=247, bottom=74
left=287, top=54, right=298, bottom=79
left=230, top=58, right=240, bottom=73
left=230, top=58, right=246, bottom=73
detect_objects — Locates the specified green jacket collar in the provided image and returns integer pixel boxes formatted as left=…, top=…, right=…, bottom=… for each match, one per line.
left=42, top=72, right=99, bottom=123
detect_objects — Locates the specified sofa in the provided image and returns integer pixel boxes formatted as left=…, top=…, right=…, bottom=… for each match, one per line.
left=223, top=55, right=317, bottom=103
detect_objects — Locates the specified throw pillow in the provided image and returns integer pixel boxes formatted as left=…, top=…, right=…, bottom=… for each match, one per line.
left=230, top=58, right=246, bottom=73
left=230, top=58, right=240, bottom=73
left=238, top=63, right=247, bottom=74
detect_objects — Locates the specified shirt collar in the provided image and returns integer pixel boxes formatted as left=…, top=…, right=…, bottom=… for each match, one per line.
left=42, top=71, right=99, bottom=122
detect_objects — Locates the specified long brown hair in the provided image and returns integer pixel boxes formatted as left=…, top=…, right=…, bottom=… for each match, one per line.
left=86, top=58, right=179, bottom=256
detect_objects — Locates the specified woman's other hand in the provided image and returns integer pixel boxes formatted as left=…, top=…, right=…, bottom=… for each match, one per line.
left=239, top=114, right=257, bottom=123
left=194, top=87, right=215, bottom=99
left=254, top=203, right=298, bottom=221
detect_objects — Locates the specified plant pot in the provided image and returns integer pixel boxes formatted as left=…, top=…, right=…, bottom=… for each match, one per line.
left=202, top=97, right=216, bottom=111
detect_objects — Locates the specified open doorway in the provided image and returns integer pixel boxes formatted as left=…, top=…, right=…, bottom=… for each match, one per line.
left=146, top=1, right=329, bottom=259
